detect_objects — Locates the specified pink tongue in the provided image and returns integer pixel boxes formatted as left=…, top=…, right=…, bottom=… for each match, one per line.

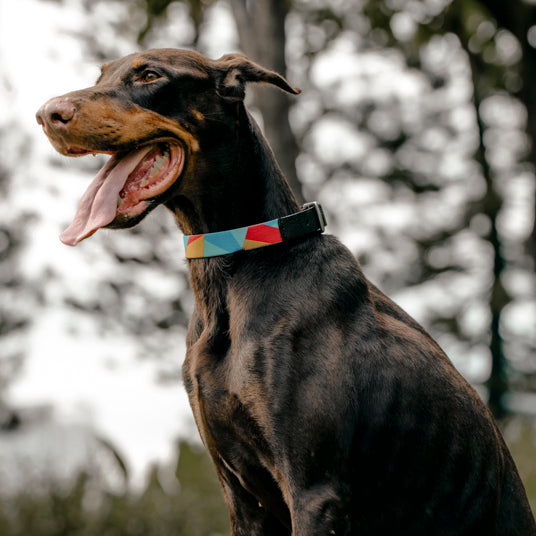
left=60, top=146, right=153, bottom=246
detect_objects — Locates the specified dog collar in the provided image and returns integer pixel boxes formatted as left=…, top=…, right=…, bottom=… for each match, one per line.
left=184, top=202, right=327, bottom=258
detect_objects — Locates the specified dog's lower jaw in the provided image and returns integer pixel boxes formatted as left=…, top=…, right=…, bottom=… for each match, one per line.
left=58, top=142, right=185, bottom=246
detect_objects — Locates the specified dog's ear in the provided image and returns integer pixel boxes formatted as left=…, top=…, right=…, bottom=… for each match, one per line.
left=214, top=53, right=301, bottom=101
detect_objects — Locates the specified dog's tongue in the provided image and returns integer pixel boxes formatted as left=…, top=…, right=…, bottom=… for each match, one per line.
left=60, top=146, right=153, bottom=246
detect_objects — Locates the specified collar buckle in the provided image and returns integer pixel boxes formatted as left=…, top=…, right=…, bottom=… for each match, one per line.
left=302, top=201, right=327, bottom=232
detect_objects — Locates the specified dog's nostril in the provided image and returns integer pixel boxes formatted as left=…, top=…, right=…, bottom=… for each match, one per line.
left=51, top=111, right=70, bottom=124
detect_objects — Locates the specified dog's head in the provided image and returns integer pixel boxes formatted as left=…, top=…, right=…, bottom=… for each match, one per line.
left=36, top=49, right=299, bottom=246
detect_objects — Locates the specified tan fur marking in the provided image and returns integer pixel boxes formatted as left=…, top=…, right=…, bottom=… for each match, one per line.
left=192, top=110, right=204, bottom=122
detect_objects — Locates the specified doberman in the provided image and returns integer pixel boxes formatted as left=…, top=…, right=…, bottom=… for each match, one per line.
left=37, top=49, right=535, bottom=535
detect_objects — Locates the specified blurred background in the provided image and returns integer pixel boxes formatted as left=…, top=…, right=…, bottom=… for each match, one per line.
left=0, top=0, right=535, bottom=533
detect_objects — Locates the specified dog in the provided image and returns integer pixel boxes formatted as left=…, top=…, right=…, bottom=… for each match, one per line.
left=37, top=48, right=535, bottom=535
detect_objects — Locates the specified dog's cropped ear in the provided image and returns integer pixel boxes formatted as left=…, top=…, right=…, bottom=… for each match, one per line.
left=213, top=53, right=301, bottom=101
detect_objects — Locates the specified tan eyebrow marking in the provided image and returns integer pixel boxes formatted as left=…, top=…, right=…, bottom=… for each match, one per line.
left=132, top=58, right=146, bottom=69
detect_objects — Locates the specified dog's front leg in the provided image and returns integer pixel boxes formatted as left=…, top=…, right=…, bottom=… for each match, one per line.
left=289, top=485, right=351, bottom=536
left=217, top=464, right=291, bottom=536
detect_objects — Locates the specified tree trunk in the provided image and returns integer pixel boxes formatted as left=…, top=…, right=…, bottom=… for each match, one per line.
left=229, top=0, right=305, bottom=203
left=467, top=48, right=511, bottom=419
left=480, top=0, right=536, bottom=261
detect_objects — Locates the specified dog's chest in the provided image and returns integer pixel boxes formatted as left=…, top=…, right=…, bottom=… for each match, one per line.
left=183, top=343, right=281, bottom=496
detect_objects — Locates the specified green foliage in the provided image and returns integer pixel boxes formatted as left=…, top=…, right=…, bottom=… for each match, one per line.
left=0, top=441, right=230, bottom=536
left=145, top=0, right=175, bottom=17
left=137, top=0, right=216, bottom=44
left=1, top=430, right=535, bottom=533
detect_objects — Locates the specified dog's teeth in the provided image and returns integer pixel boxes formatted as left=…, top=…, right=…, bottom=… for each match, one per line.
left=150, top=154, right=168, bottom=177
left=117, top=196, right=123, bottom=207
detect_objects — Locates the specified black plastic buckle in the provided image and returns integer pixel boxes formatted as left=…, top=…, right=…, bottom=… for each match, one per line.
left=302, top=201, right=327, bottom=232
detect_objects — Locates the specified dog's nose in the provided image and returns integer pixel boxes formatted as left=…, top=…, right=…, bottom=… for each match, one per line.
left=36, top=98, right=77, bottom=128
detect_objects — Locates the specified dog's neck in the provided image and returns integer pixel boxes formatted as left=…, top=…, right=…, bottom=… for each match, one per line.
left=166, top=104, right=300, bottom=315
left=167, top=106, right=300, bottom=237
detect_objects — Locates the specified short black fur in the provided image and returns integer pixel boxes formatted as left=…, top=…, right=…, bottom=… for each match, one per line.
left=37, top=49, right=536, bottom=536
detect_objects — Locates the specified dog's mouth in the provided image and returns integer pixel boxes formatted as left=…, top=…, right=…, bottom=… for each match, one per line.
left=59, top=142, right=184, bottom=246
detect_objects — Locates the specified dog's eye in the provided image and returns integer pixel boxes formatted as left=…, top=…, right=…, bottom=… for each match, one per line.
left=141, top=71, right=161, bottom=83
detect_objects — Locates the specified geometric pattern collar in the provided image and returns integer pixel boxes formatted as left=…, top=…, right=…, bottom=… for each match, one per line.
left=184, top=202, right=327, bottom=259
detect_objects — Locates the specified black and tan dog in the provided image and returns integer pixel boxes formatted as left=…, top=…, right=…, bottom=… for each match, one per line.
left=37, top=49, right=535, bottom=535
